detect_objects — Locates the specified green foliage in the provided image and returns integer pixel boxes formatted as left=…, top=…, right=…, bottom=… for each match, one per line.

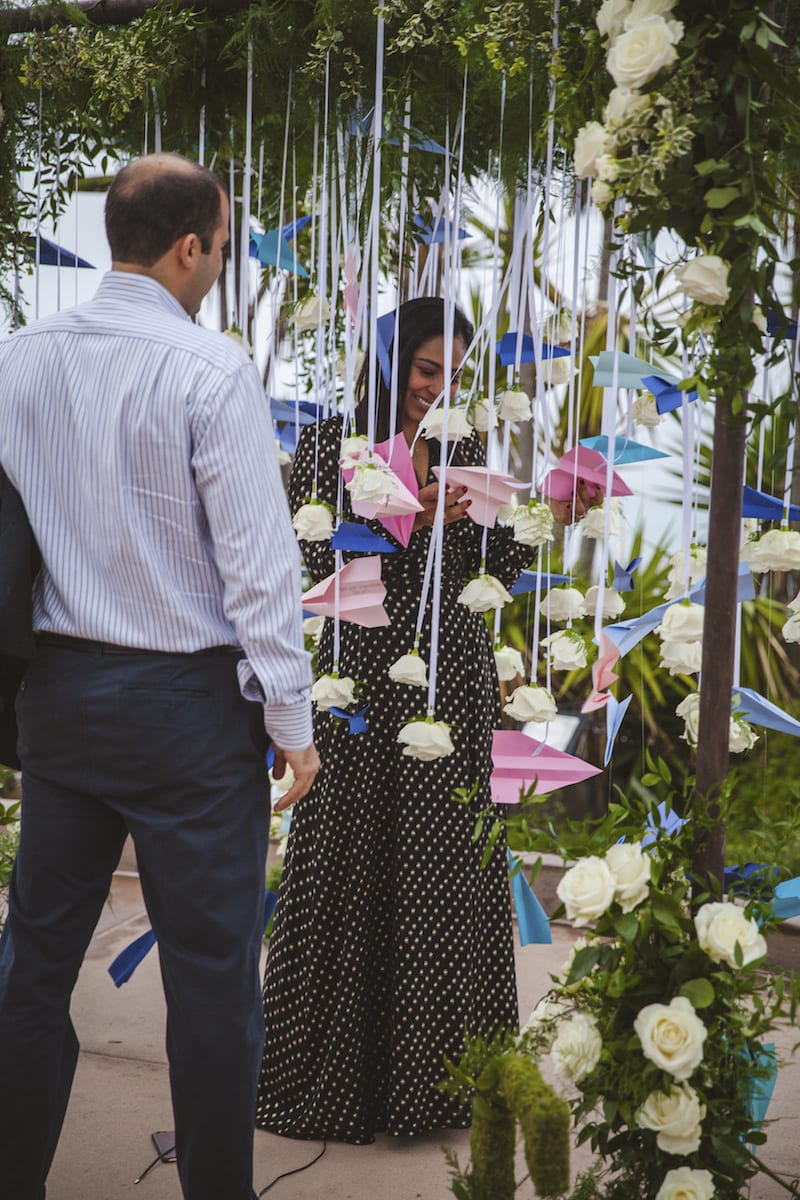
left=0, top=802, right=20, bottom=891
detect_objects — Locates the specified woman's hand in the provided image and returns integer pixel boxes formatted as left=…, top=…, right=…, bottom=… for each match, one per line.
left=549, top=479, right=604, bottom=526
left=412, top=483, right=471, bottom=532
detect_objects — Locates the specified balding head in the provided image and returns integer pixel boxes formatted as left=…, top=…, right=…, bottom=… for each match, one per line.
left=105, top=153, right=226, bottom=267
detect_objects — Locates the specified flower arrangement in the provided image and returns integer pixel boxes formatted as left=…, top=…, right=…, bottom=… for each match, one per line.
left=445, top=771, right=800, bottom=1199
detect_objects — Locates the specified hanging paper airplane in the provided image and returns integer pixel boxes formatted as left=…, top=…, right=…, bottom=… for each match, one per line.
left=24, top=234, right=94, bottom=269
left=301, top=555, right=390, bottom=628
left=496, top=332, right=570, bottom=367
left=766, top=309, right=798, bottom=339
left=252, top=229, right=309, bottom=276
left=509, top=571, right=570, bottom=596
left=490, top=729, right=602, bottom=803
left=431, top=464, right=525, bottom=527
left=589, top=351, right=664, bottom=389
left=331, top=521, right=398, bottom=554
left=612, top=557, right=642, bottom=592
left=603, top=693, right=633, bottom=765
left=641, top=374, right=700, bottom=413
left=412, top=214, right=470, bottom=244
left=732, top=687, right=800, bottom=737
left=539, top=445, right=633, bottom=503
left=508, top=851, right=552, bottom=945
left=580, top=435, right=669, bottom=465
left=741, top=485, right=800, bottom=523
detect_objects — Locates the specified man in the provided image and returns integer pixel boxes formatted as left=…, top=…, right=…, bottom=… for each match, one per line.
left=0, top=153, right=319, bottom=1200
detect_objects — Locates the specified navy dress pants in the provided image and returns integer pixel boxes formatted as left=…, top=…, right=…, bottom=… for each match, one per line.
left=0, top=641, right=271, bottom=1200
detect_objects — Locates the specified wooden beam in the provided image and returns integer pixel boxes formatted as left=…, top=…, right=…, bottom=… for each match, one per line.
left=0, top=0, right=255, bottom=35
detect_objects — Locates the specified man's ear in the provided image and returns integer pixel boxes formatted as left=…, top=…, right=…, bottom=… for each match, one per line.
left=175, top=232, right=199, bottom=270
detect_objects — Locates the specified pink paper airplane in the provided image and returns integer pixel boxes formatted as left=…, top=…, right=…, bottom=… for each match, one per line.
left=302, top=556, right=390, bottom=628
left=582, top=633, right=622, bottom=712
left=431, top=465, right=525, bottom=526
left=490, top=729, right=603, bottom=803
left=373, top=434, right=422, bottom=546
left=341, top=446, right=424, bottom=530
left=539, top=446, right=633, bottom=503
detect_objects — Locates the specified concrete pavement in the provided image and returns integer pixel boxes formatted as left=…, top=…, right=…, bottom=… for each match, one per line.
left=41, top=857, right=800, bottom=1200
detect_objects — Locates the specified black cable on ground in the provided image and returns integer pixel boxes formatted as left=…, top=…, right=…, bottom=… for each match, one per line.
left=257, top=1141, right=327, bottom=1195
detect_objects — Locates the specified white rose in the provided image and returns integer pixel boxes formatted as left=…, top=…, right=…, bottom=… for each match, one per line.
left=694, top=901, right=767, bottom=969
left=419, top=405, right=473, bottom=442
left=396, top=719, right=454, bottom=761
left=551, top=1012, right=603, bottom=1082
left=346, top=461, right=399, bottom=504
left=584, top=586, right=626, bottom=618
left=789, top=590, right=800, bottom=612
left=510, top=502, right=556, bottom=547
left=493, top=644, right=526, bottom=682
left=557, top=856, right=616, bottom=926
left=674, top=255, right=731, bottom=306
left=782, top=611, right=800, bottom=644
left=596, top=153, right=620, bottom=183
left=626, top=0, right=676, bottom=25
left=504, top=684, right=558, bottom=723
left=596, top=0, right=631, bottom=44
left=520, top=998, right=564, bottom=1047
left=655, top=602, right=705, bottom=642
left=605, top=842, right=651, bottom=912
left=458, top=573, right=513, bottom=613
left=659, top=640, right=703, bottom=676
left=655, top=1167, right=715, bottom=1200
left=311, top=673, right=357, bottom=711
left=574, top=121, right=614, bottom=180
left=604, top=86, right=651, bottom=124
left=275, top=439, right=292, bottom=466
left=541, top=630, right=589, bottom=671
left=729, top=715, right=758, bottom=754
left=497, top=389, right=532, bottom=422
left=541, top=355, right=574, bottom=387
left=545, top=587, right=587, bottom=622
left=676, top=692, right=701, bottom=748
left=293, top=293, right=330, bottom=332
left=607, top=16, right=679, bottom=90
left=292, top=501, right=334, bottom=542
left=270, top=763, right=295, bottom=801
left=581, top=501, right=620, bottom=540
left=632, top=393, right=663, bottom=427
left=742, top=529, right=800, bottom=573
left=665, top=547, right=707, bottom=599
left=470, top=397, right=499, bottom=432
left=592, top=180, right=614, bottom=207
left=637, top=1083, right=706, bottom=1155
left=303, top=614, right=325, bottom=643
left=339, top=435, right=370, bottom=468
left=388, top=652, right=428, bottom=687
left=634, top=997, right=707, bottom=1080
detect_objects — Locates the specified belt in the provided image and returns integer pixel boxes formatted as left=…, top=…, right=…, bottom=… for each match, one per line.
left=35, top=632, right=241, bottom=658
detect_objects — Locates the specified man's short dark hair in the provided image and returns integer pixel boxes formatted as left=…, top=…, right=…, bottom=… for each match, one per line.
left=105, top=153, right=225, bottom=266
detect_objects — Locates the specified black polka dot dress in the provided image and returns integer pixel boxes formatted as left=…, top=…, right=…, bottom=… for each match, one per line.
left=255, top=416, right=534, bottom=1144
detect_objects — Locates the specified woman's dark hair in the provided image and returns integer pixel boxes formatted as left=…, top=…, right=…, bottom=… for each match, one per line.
left=354, top=297, right=474, bottom=444
left=105, top=153, right=225, bottom=266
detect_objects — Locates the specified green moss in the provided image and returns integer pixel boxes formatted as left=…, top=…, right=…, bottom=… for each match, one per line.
left=499, top=1054, right=571, bottom=1199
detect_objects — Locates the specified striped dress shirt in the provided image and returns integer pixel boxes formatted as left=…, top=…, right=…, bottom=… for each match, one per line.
left=0, top=271, right=312, bottom=750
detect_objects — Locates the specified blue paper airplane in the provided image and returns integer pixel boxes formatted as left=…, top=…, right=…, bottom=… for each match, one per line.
left=25, top=234, right=94, bottom=269
left=331, top=521, right=398, bottom=554
left=642, top=374, right=700, bottom=414
left=509, top=571, right=570, bottom=596
left=253, top=229, right=309, bottom=276
left=580, top=435, right=669, bottom=464
left=741, top=485, right=800, bottom=523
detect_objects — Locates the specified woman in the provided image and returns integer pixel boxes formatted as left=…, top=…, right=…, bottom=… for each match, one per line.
left=256, top=298, right=537, bottom=1145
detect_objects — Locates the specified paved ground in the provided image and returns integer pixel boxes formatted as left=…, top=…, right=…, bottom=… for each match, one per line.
left=39, top=857, right=800, bottom=1200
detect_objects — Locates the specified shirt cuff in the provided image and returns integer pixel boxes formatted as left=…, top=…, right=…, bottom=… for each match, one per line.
left=262, top=699, right=314, bottom=750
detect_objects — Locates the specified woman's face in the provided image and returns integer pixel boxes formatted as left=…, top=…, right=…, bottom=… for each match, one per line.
left=401, top=334, right=466, bottom=432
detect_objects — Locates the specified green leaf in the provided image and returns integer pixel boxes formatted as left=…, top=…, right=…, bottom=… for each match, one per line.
left=695, top=158, right=729, bottom=177
left=565, top=944, right=601, bottom=985
left=651, top=894, right=686, bottom=936
left=613, top=912, right=640, bottom=943
left=705, top=186, right=741, bottom=209
left=679, top=977, right=716, bottom=1008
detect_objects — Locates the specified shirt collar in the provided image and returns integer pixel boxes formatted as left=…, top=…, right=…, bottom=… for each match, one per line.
left=96, top=271, right=192, bottom=323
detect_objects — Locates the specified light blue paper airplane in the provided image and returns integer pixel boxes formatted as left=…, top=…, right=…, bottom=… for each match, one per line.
left=613, top=557, right=642, bottom=592
left=772, top=877, right=800, bottom=921
left=590, top=351, right=677, bottom=389
left=604, top=693, right=633, bottom=766
left=412, top=214, right=469, bottom=245
left=744, top=1043, right=777, bottom=1140
left=732, top=687, right=800, bottom=737
left=508, top=851, right=552, bottom=945
left=253, top=229, right=309, bottom=276
left=580, top=435, right=669, bottom=464
left=641, top=801, right=687, bottom=847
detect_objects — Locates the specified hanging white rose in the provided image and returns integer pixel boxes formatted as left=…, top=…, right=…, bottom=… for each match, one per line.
left=292, top=501, right=334, bottom=542
left=656, top=602, right=705, bottom=643
left=782, top=611, right=800, bottom=644
left=665, top=546, right=707, bottom=599
left=605, top=842, right=651, bottom=913
left=694, top=900, right=767, bottom=969
left=729, top=713, right=758, bottom=754
left=419, top=405, right=473, bottom=442
left=311, top=673, right=357, bottom=711
left=339, top=435, right=370, bottom=468
left=591, top=180, right=614, bottom=207
left=303, top=614, right=325, bottom=643
left=541, top=355, right=574, bottom=387
left=626, top=0, right=678, bottom=26
left=676, top=692, right=700, bottom=747
left=388, top=652, right=428, bottom=688
left=655, top=1168, right=715, bottom=1200
left=458, top=573, right=513, bottom=613
left=551, top=1012, right=603, bottom=1082
left=741, top=529, right=800, bottom=572
left=659, top=640, right=703, bottom=676
left=632, top=393, right=663, bottom=427
left=541, top=630, right=589, bottom=670
left=596, top=0, right=631, bottom=43
left=503, top=683, right=557, bottom=723
left=584, top=586, right=626, bottom=619
left=470, top=396, right=499, bottom=432
left=509, top=501, right=556, bottom=547
left=292, top=293, right=330, bottom=332
left=346, top=461, right=399, bottom=504
left=581, top=501, right=621, bottom=540
left=493, top=644, right=526, bottom=682
left=557, top=856, right=616, bottom=926
left=545, top=586, right=587, bottom=622
left=607, top=16, right=680, bottom=90
left=674, top=255, right=731, bottom=306
left=634, top=996, right=707, bottom=1081
left=497, top=389, right=533, bottom=423
left=604, top=86, right=651, bottom=124
left=573, top=121, right=615, bottom=179
left=275, top=440, right=292, bottom=466
left=636, top=1083, right=706, bottom=1156
left=396, top=718, right=455, bottom=761
left=788, top=589, right=800, bottom=612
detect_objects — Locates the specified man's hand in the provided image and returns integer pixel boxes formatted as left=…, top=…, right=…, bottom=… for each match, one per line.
left=412, top=483, right=471, bottom=532
left=272, top=742, right=321, bottom=811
